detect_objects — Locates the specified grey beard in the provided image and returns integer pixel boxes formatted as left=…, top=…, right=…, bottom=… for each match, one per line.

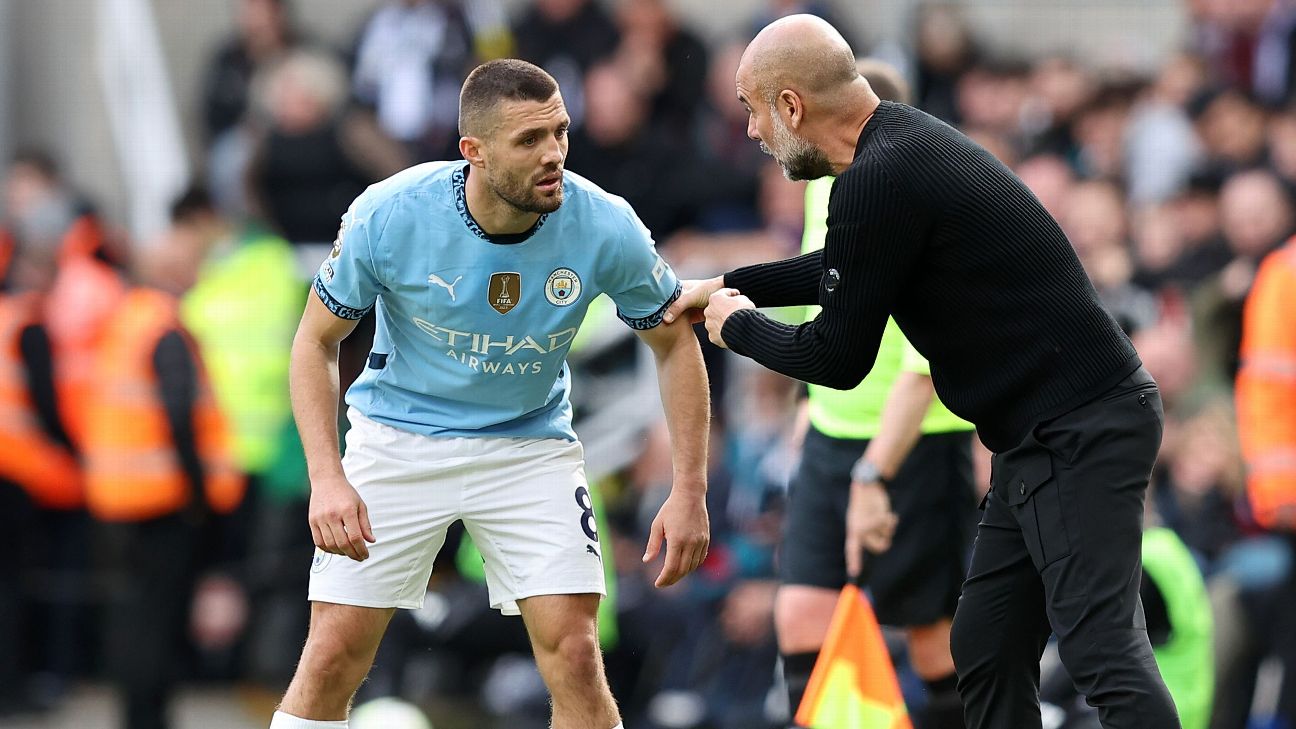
left=768, top=114, right=833, bottom=181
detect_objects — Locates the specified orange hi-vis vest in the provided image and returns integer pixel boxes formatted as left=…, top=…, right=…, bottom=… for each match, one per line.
left=0, top=228, right=14, bottom=283
left=45, top=216, right=126, bottom=449
left=83, top=288, right=245, bottom=522
left=1237, top=240, right=1296, bottom=530
left=0, top=292, right=84, bottom=509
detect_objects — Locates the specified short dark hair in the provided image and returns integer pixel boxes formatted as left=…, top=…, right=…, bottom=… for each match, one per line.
left=9, top=148, right=60, bottom=181
left=458, top=59, right=560, bottom=138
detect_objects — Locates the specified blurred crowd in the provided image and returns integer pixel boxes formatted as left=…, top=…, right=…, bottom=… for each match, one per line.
left=2, top=0, right=1296, bottom=727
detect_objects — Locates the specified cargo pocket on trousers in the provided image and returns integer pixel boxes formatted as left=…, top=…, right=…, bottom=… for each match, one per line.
left=1005, top=453, right=1072, bottom=568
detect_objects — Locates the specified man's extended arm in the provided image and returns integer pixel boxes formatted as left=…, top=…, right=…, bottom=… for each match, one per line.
left=858, top=370, right=935, bottom=481
left=662, top=252, right=824, bottom=326
left=634, top=316, right=711, bottom=588
left=724, top=250, right=825, bottom=308
left=290, top=294, right=374, bottom=561
left=718, top=164, right=927, bottom=389
left=844, top=369, right=935, bottom=576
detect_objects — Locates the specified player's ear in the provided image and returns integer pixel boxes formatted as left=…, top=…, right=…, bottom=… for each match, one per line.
left=460, top=136, right=486, bottom=168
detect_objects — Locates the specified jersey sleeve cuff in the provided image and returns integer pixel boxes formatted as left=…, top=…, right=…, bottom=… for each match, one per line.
left=313, top=275, right=372, bottom=320
left=617, top=283, right=682, bottom=330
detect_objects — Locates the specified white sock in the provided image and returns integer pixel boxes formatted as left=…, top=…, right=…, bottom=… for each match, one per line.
left=268, top=710, right=348, bottom=728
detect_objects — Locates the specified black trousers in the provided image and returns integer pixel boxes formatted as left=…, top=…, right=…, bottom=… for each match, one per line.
left=104, top=514, right=200, bottom=729
left=950, top=367, right=1180, bottom=729
left=0, top=481, right=34, bottom=705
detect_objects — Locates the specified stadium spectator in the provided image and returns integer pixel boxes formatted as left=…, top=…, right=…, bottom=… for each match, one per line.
left=1061, top=179, right=1160, bottom=334
left=1130, top=204, right=1182, bottom=288
left=1266, top=104, right=1296, bottom=192
left=1236, top=234, right=1296, bottom=726
left=666, top=161, right=805, bottom=276
left=565, top=62, right=708, bottom=238
left=1014, top=152, right=1076, bottom=219
left=1124, top=69, right=1204, bottom=205
left=1188, top=0, right=1296, bottom=105
left=3, top=152, right=120, bottom=707
left=1191, top=88, right=1270, bottom=174
left=690, top=40, right=772, bottom=234
left=512, top=0, right=619, bottom=128
left=168, top=188, right=311, bottom=682
left=0, top=238, right=81, bottom=717
left=201, top=0, right=300, bottom=143
left=1195, top=169, right=1292, bottom=385
left=84, top=225, right=247, bottom=729
left=613, top=0, right=709, bottom=134
left=955, top=59, right=1033, bottom=161
left=351, top=0, right=506, bottom=161
left=912, top=3, right=979, bottom=124
left=1071, top=82, right=1139, bottom=180
left=246, top=49, right=407, bottom=245
left=1022, top=56, right=1094, bottom=158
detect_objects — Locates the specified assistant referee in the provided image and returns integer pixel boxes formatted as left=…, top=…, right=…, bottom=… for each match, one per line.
left=665, top=15, right=1179, bottom=729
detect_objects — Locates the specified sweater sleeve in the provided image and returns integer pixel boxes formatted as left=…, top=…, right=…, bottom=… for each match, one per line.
left=719, top=160, right=928, bottom=389
left=723, top=250, right=824, bottom=308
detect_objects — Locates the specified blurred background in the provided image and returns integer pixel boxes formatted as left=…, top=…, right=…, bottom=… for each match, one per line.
left=1, top=0, right=1295, bottom=728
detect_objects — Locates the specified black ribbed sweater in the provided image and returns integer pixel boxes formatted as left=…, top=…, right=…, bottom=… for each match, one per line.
left=722, top=101, right=1139, bottom=452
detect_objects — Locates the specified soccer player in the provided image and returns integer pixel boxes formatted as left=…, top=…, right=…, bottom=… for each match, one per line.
left=270, top=59, right=710, bottom=729
left=665, top=15, right=1179, bottom=729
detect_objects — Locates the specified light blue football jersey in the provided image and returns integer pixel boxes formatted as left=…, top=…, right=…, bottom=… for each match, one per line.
left=314, top=162, right=681, bottom=441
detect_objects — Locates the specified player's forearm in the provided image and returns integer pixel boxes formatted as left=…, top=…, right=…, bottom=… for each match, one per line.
left=289, top=333, right=345, bottom=483
left=654, top=332, right=710, bottom=494
left=861, top=371, right=935, bottom=480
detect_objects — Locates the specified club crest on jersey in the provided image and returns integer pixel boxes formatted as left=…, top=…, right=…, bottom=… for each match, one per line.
left=545, top=268, right=581, bottom=307
left=489, top=272, right=521, bottom=314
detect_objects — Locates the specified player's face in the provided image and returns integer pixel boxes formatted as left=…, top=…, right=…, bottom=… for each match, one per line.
left=736, top=71, right=833, bottom=181
left=483, top=94, right=570, bottom=215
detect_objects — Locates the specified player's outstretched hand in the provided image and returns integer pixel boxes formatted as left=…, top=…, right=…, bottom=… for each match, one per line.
left=309, top=476, right=377, bottom=562
left=642, top=489, right=710, bottom=588
left=663, top=275, right=726, bottom=325
left=703, top=289, right=756, bottom=349
left=844, top=480, right=898, bottom=578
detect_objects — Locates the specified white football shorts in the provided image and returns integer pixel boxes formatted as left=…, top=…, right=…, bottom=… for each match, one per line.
left=307, top=408, right=606, bottom=615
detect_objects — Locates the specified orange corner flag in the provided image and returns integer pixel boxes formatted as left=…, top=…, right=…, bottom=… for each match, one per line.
left=794, top=584, right=913, bottom=729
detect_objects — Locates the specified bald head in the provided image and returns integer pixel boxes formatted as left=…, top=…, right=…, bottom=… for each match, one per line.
left=735, top=14, right=876, bottom=180
left=739, top=14, right=859, bottom=106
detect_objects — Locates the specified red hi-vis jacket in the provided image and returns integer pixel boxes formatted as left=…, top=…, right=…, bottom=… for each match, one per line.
left=82, top=288, right=245, bottom=522
left=0, top=292, right=83, bottom=509
left=1237, top=240, right=1296, bottom=530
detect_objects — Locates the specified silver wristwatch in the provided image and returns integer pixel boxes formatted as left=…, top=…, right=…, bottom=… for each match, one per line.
left=850, top=458, right=889, bottom=486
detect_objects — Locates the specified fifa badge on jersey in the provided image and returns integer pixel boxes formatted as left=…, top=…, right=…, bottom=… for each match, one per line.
left=545, top=268, right=582, bottom=306
left=489, top=271, right=521, bottom=314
